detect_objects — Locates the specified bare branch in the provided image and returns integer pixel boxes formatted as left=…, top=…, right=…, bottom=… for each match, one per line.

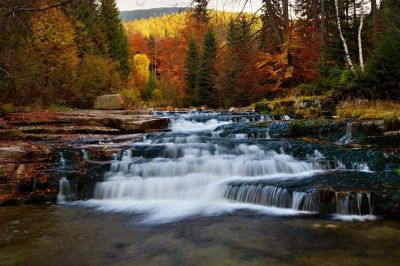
left=0, top=0, right=72, bottom=17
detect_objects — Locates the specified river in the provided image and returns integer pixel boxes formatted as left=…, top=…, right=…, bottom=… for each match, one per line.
left=1, top=111, right=400, bottom=265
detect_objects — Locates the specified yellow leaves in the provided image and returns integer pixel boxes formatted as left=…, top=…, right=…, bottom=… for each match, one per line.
left=31, top=7, right=79, bottom=71
left=130, top=54, right=150, bottom=89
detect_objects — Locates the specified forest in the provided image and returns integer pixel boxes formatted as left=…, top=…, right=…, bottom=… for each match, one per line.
left=0, top=0, right=399, bottom=112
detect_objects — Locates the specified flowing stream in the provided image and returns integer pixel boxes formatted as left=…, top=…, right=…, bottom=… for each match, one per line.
left=2, top=112, right=400, bottom=265
left=76, top=112, right=377, bottom=223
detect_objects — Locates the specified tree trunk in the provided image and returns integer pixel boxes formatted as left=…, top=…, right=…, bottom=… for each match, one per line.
left=264, top=0, right=283, bottom=47
left=371, top=0, right=378, bottom=43
left=321, top=0, right=325, bottom=48
left=283, top=0, right=289, bottom=32
left=335, top=0, right=356, bottom=74
left=358, top=0, right=365, bottom=71
left=353, top=0, right=357, bottom=28
left=312, top=0, right=318, bottom=40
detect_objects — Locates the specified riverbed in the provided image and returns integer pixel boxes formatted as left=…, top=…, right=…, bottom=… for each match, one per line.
left=1, top=111, right=400, bottom=265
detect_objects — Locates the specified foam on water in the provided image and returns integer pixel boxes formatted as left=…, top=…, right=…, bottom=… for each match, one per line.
left=78, top=112, right=378, bottom=223
left=332, top=214, right=377, bottom=222
left=170, top=118, right=231, bottom=132
left=79, top=199, right=309, bottom=224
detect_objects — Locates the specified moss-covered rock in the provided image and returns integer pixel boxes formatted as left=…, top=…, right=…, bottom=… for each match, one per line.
left=254, top=102, right=271, bottom=113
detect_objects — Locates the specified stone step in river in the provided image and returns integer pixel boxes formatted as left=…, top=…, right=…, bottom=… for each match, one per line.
left=54, top=111, right=400, bottom=222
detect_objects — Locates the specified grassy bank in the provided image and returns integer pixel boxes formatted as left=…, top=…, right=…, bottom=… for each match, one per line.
left=337, top=100, right=400, bottom=120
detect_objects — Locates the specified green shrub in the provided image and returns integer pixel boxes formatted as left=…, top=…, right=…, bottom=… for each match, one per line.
left=295, top=83, right=319, bottom=96
left=0, top=103, right=15, bottom=114
left=120, top=88, right=142, bottom=109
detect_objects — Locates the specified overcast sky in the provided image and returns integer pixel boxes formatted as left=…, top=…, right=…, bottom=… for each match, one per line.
left=117, top=0, right=263, bottom=12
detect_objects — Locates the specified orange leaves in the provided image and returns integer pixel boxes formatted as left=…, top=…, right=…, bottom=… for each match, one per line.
left=289, top=23, right=321, bottom=83
left=128, top=32, right=148, bottom=55
left=157, top=37, right=187, bottom=93
left=256, top=51, right=294, bottom=94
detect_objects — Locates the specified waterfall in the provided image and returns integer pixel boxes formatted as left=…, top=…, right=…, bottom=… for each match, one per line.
left=337, top=122, right=355, bottom=145
left=59, top=152, right=66, bottom=167
left=224, top=184, right=373, bottom=216
left=80, top=112, right=378, bottom=223
left=57, top=177, right=71, bottom=203
left=82, top=149, right=89, bottom=161
left=335, top=192, right=373, bottom=216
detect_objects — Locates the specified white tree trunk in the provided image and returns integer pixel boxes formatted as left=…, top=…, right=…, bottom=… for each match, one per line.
left=358, top=0, right=365, bottom=71
left=335, top=0, right=356, bottom=75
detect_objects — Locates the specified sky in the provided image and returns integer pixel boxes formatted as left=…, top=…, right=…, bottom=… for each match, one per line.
left=117, top=0, right=263, bottom=12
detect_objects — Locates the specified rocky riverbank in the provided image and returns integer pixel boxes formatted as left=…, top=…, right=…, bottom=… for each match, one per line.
left=0, top=110, right=169, bottom=205
left=1, top=109, right=400, bottom=214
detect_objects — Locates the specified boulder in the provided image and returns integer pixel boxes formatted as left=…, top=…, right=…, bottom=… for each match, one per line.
left=94, top=94, right=125, bottom=110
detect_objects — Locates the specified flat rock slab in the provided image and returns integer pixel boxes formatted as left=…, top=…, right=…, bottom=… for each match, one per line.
left=18, top=125, right=121, bottom=135
left=3, top=110, right=170, bottom=139
left=0, top=110, right=169, bottom=205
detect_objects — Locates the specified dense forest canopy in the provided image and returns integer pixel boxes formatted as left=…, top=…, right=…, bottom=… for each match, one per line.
left=0, top=0, right=399, bottom=110
left=120, top=7, right=184, bottom=21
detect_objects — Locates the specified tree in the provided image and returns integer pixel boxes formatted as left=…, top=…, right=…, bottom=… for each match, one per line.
left=358, top=0, right=365, bottom=71
left=283, top=0, right=289, bottom=32
left=99, top=0, right=131, bottom=79
left=221, top=18, right=257, bottom=106
left=194, top=0, right=209, bottom=23
left=131, top=54, right=150, bottom=89
left=367, top=32, right=400, bottom=98
left=185, top=39, right=200, bottom=106
left=64, top=0, right=107, bottom=57
left=197, top=29, right=217, bottom=107
left=31, top=6, right=79, bottom=103
left=371, top=0, right=378, bottom=43
left=335, top=0, right=356, bottom=75
left=77, top=54, right=121, bottom=107
left=142, top=70, right=159, bottom=101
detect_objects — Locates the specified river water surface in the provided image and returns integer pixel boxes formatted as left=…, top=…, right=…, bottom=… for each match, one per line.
left=1, top=112, right=400, bottom=265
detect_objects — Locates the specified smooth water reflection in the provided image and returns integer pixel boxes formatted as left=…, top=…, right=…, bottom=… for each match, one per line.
left=1, top=205, right=400, bottom=266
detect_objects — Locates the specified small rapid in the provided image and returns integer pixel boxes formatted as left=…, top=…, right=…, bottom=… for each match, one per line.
left=80, top=112, right=379, bottom=223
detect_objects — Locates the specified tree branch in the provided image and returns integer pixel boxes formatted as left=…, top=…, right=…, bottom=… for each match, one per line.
left=0, top=0, right=72, bottom=17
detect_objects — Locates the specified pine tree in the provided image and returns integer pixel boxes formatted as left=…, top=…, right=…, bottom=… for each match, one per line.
left=194, top=0, right=209, bottom=23
left=64, top=0, right=107, bottom=57
left=185, top=39, right=199, bottom=106
left=99, top=0, right=131, bottom=79
left=197, top=29, right=217, bottom=107
left=142, top=71, right=158, bottom=101
left=224, top=18, right=253, bottom=106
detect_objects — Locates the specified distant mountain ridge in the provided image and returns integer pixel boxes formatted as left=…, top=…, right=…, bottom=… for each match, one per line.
left=120, top=7, right=186, bottom=21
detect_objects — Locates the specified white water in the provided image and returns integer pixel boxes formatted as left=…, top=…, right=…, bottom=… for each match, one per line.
left=57, top=177, right=71, bottom=203
left=81, top=114, right=374, bottom=223
left=337, top=122, right=355, bottom=145
left=170, top=118, right=230, bottom=132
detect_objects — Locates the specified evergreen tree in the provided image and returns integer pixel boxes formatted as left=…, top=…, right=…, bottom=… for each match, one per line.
left=224, top=18, right=253, bottom=106
left=64, top=0, right=108, bottom=58
left=100, top=0, right=131, bottom=79
left=142, top=71, right=158, bottom=101
left=197, top=29, right=217, bottom=107
left=194, top=0, right=209, bottom=23
left=185, top=39, right=199, bottom=106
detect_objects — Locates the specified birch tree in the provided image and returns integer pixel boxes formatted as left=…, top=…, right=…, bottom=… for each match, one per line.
left=358, top=0, right=365, bottom=71
left=335, top=0, right=356, bottom=75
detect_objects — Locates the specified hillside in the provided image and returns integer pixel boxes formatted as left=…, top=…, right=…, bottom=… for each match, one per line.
left=120, top=7, right=185, bottom=21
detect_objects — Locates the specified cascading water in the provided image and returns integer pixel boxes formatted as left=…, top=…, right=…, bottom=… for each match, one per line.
left=337, top=122, right=355, bottom=145
left=57, top=177, right=71, bottom=203
left=82, top=112, right=377, bottom=223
